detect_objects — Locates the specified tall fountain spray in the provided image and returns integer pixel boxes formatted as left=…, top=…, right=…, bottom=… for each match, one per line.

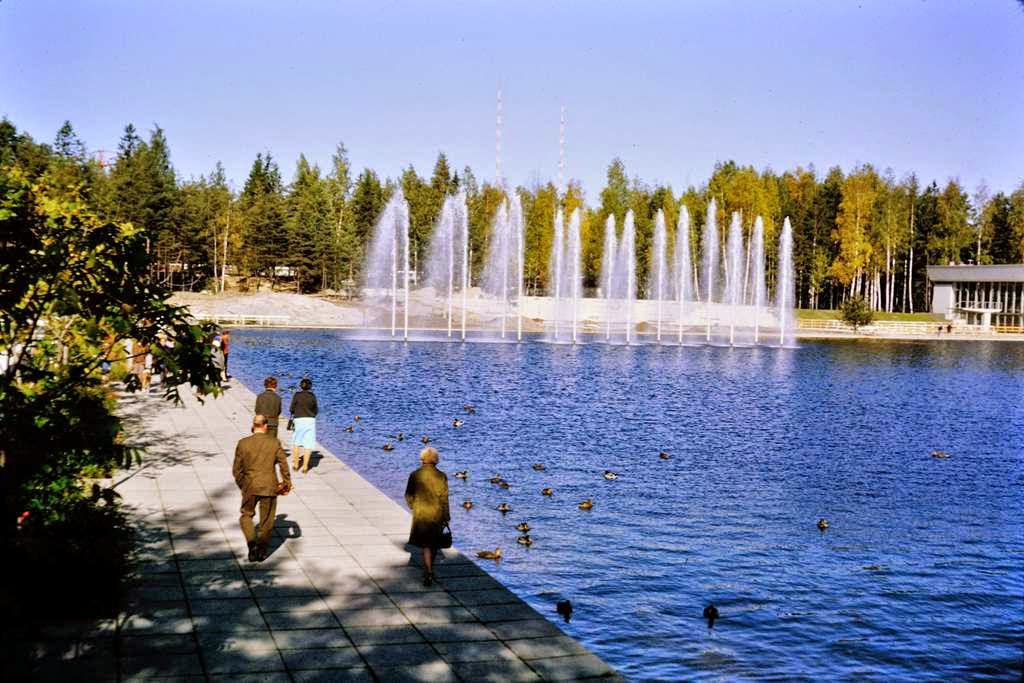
left=513, top=193, right=524, bottom=341
left=674, top=206, right=692, bottom=343
left=460, top=194, right=469, bottom=340
left=601, top=215, right=617, bottom=341
left=551, top=208, right=565, bottom=340
left=649, top=210, right=668, bottom=342
left=620, top=210, right=637, bottom=344
left=724, top=212, right=745, bottom=346
left=364, top=188, right=411, bottom=339
left=777, top=217, right=795, bottom=346
left=567, top=208, right=582, bottom=343
left=749, top=216, right=766, bottom=343
left=702, top=199, right=719, bottom=342
left=424, top=191, right=469, bottom=339
left=482, top=192, right=525, bottom=341
left=501, top=201, right=509, bottom=339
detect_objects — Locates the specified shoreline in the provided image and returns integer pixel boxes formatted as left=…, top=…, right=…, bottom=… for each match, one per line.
left=197, top=321, right=1024, bottom=344
left=172, top=292, right=1024, bottom=343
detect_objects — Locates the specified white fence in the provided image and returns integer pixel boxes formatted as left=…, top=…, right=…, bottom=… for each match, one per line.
left=190, top=313, right=292, bottom=327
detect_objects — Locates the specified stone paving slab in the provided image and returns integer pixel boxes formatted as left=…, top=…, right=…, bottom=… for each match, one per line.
left=24, top=381, right=620, bottom=681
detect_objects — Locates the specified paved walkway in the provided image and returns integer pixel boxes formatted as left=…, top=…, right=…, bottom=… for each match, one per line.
left=31, top=381, right=619, bottom=681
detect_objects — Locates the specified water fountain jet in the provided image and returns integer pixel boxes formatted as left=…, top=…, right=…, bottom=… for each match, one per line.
left=649, top=210, right=668, bottom=342
left=674, top=206, right=693, bottom=343
left=702, top=200, right=719, bottom=343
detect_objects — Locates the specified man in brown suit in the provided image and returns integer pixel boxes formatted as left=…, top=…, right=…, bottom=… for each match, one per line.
left=233, top=415, right=291, bottom=562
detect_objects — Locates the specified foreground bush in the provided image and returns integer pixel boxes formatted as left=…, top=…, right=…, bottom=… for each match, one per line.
left=0, top=135, right=219, bottom=640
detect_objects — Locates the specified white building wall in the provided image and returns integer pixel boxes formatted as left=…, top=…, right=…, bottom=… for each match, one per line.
left=931, top=283, right=954, bottom=317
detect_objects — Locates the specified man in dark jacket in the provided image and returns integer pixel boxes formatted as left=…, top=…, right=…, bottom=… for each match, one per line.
left=254, top=376, right=282, bottom=437
left=233, top=415, right=291, bottom=562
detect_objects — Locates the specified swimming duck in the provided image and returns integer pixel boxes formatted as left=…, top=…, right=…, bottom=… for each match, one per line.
left=556, top=600, right=573, bottom=622
left=452, top=419, right=464, bottom=428
left=703, top=604, right=719, bottom=628
left=817, top=518, right=829, bottom=531
left=578, top=499, right=594, bottom=510
left=421, top=435, right=431, bottom=444
left=659, top=451, right=670, bottom=460
left=930, top=450, right=950, bottom=459
left=382, top=443, right=394, bottom=452
left=396, top=432, right=405, bottom=441
left=476, top=548, right=502, bottom=560
left=462, top=500, right=474, bottom=510
left=496, top=503, right=511, bottom=513
left=344, top=425, right=354, bottom=433
left=463, top=404, right=476, bottom=414
left=454, top=471, right=468, bottom=480
left=603, top=470, right=618, bottom=480
left=541, top=488, right=554, bottom=497
left=489, top=475, right=503, bottom=484
left=498, top=480, right=510, bottom=489
left=516, top=522, right=531, bottom=532
left=517, top=535, right=533, bottom=546
left=532, top=463, right=546, bottom=471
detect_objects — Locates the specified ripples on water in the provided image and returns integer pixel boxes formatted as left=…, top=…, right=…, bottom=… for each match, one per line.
left=231, top=331, right=1024, bottom=680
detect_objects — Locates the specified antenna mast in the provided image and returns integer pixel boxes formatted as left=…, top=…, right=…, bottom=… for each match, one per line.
left=558, top=104, right=566, bottom=194
left=495, top=84, right=503, bottom=188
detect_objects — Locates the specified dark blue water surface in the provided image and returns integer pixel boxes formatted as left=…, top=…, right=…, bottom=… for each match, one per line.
left=231, top=331, right=1024, bottom=681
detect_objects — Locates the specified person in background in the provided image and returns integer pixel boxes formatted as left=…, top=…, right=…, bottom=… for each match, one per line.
left=255, top=376, right=282, bottom=437
left=221, top=330, right=231, bottom=379
left=289, top=377, right=318, bottom=474
left=150, top=354, right=165, bottom=391
left=211, top=336, right=225, bottom=384
left=404, top=447, right=451, bottom=587
left=233, top=415, right=291, bottom=562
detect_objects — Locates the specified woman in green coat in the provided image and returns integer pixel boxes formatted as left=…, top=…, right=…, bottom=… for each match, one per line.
left=404, top=447, right=451, bottom=586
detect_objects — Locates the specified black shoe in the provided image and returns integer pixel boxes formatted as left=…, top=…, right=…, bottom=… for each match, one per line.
left=255, top=544, right=269, bottom=562
left=247, top=542, right=258, bottom=562
left=423, top=572, right=433, bottom=587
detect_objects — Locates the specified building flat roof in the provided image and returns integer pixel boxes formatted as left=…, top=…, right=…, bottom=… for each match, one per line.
left=927, top=264, right=1024, bottom=283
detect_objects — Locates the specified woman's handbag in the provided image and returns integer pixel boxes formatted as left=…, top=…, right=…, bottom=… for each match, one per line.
left=286, top=418, right=295, bottom=431
left=439, top=523, right=453, bottom=549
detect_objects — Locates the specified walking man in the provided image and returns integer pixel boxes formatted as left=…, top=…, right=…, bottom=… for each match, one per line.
left=255, top=376, right=282, bottom=437
left=233, top=415, right=291, bottom=562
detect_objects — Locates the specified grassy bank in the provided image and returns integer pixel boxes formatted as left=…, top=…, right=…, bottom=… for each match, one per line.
left=796, top=309, right=944, bottom=322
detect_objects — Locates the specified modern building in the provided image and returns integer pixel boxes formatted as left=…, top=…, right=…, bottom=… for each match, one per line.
left=927, top=264, right=1024, bottom=331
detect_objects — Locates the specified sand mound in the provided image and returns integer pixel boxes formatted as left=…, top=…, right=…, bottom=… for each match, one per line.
left=170, top=292, right=366, bottom=326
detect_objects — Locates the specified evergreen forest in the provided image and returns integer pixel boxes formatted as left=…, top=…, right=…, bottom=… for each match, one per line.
left=5, top=117, right=1023, bottom=313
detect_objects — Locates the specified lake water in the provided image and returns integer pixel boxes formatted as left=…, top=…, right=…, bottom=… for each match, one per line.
left=230, top=330, right=1024, bottom=680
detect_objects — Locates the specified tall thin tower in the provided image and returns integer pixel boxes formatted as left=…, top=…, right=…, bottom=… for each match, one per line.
left=558, top=104, right=566, bottom=193
left=495, top=84, right=503, bottom=188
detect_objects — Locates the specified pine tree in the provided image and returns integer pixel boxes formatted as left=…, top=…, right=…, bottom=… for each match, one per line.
left=53, top=120, right=86, bottom=161
left=240, top=153, right=286, bottom=287
left=48, top=120, right=91, bottom=194
left=350, top=169, right=387, bottom=283
left=285, top=155, right=332, bottom=292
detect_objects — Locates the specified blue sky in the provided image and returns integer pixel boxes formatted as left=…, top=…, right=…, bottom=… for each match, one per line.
left=2, top=1, right=1022, bottom=199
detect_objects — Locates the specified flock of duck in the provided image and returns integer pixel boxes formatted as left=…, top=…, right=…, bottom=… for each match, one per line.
left=341, top=402, right=654, bottom=560
left=341, top=405, right=955, bottom=630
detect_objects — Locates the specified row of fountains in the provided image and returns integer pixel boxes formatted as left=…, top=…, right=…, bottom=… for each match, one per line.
left=365, top=189, right=795, bottom=346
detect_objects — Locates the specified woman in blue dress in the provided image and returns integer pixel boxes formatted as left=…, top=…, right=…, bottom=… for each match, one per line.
left=289, top=377, right=318, bottom=474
